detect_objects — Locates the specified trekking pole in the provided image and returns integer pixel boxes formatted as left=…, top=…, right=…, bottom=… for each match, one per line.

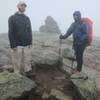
left=65, top=47, right=76, bottom=70
left=59, top=39, right=62, bottom=59
left=71, top=48, right=75, bottom=70
left=57, top=32, right=62, bottom=58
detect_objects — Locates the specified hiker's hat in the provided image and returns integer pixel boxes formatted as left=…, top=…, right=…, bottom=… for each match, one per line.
left=17, top=1, right=27, bottom=7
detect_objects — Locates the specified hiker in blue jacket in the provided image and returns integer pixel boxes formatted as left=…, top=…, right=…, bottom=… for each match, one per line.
left=60, top=11, right=88, bottom=73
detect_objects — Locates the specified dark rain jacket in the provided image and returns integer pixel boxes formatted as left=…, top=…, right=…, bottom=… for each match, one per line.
left=63, top=21, right=88, bottom=48
left=62, top=11, right=88, bottom=49
left=8, top=12, right=32, bottom=48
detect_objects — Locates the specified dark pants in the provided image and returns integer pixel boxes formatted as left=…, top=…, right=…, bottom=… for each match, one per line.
left=74, top=44, right=86, bottom=72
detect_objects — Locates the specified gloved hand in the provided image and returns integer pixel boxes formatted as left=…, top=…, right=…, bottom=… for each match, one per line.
left=59, top=35, right=64, bottom=39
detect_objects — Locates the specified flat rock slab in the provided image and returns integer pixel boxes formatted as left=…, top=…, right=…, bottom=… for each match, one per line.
left=50, top=89, right=73, bottom=100
left=0, top=72, right=36, bottom=100
left=71, top=69, right=100, bottom=100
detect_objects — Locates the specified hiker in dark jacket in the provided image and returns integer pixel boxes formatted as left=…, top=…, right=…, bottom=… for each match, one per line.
left=8, top=5, right=32, bottom=48
left=60, top=11, right=88, bottom=74
left=8, top=1, right=32, bottom=75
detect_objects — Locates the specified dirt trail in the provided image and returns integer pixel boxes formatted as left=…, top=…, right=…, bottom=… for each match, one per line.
left=25, top=67, right=85, bottom=100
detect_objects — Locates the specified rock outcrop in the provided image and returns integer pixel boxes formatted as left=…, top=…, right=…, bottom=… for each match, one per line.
left=39, top=16, right=61, bottom=34
left=0, top=32, right=100, bottom=100
left=0, top=72, right=36, bottom=100
left=71, top=67, right=100, bottom=100
left=31, top=47, right=61, bottom=68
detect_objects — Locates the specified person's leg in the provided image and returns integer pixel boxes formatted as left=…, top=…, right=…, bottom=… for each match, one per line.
left=11, top=48, right=20, bottom=73
left=24, top=47, right=32, bottom=73
left=75, top=45, right=85, bottom=72
left=20, top=48, right=26, bottom=75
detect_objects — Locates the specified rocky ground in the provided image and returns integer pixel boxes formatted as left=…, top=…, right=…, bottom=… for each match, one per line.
left=0, top=32, right=100, bottom=100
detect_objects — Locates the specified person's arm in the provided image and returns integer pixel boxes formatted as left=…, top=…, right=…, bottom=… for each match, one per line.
left=60, top=23, right=74, bottom=39
left=8, top=16, right=16, bottom=48
left=28, top=17, right=33, bottom=48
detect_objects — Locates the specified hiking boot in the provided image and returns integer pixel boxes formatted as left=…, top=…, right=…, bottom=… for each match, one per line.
left=20, top=71, right=26, bottom=76
left=71, top=69, right=81, bottom=75
left=25, top=70, right=36, bottom=79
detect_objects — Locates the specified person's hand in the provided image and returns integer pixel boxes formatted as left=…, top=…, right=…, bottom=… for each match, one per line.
left=59, top=35, right=64, bottom=39
left=28, top=44, right=32, bottom=48
left=12, top=47, right=17, bottom=51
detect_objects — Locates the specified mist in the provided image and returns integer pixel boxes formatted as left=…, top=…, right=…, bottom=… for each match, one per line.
left=0, top=0, right=100, bottom=36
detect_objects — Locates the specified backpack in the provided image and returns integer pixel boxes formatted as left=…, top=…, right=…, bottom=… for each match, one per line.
left=82, top=18, right=93, bottom=46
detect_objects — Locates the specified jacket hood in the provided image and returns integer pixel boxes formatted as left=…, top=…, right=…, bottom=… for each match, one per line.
left=73, top=11, right=82, bottom=22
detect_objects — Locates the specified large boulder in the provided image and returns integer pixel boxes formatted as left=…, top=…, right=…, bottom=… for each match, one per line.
left=39, top=16, right=61, bottom=34
left=0, top=72, right=36, bottom=100
left=31, top=33, right=62, bottom=69
left=31, top=46, right=61, bottom=69
left=71, top=67, right=100, bottom=100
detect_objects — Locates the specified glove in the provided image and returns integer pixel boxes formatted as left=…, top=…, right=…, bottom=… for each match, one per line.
left=59, top=35, right=64, bottom=39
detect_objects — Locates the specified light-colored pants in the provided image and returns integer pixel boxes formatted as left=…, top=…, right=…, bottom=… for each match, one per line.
left=11, top=47, right=32, bottom=74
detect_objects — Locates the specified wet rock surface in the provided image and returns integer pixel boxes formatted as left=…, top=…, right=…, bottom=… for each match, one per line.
left=0, top=33, right=100, bottom=100
left=0, top=72, right=36, bottom=100
left=25, top=67, right=85, bottom=100
left=71, top=67, right=100, bottom=100
left=31, top=48, right=61, bottom=69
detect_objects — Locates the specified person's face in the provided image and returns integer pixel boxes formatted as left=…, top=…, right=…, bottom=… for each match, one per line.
left=18, top=4, right=26, bottom=13
left=73, top=14, right=81, bottom=22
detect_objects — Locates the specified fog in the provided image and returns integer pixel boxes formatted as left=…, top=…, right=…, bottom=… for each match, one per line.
left=0, top=0, right=100, bottom=36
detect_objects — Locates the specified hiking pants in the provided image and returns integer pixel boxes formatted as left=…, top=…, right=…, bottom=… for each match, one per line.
left=11, top=47, right=32, bottom=74
left=74, top=44, right=86, bottom=72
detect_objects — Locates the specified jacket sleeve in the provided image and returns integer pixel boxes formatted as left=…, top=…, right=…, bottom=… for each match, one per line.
left=82, top=23, right=88, bottom=41
left=28, top=18, right=33, bottom=45
left=63, top=23, right=75, bottom=39
left=8, top=16, right=16, bottom=48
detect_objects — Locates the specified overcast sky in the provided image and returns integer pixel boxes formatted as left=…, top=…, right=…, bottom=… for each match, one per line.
left=0, top=0, right=100, bottom=36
